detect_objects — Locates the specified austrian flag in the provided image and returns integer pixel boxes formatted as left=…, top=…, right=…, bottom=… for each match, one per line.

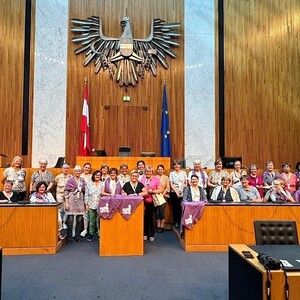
left=79, top=81, right=91, bottom=156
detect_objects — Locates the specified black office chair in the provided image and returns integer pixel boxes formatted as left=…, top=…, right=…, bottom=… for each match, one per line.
left=254, top=220, right=299, bottom=245
left=118, top=146, right=131, bottom=157
left=53, top=157, right=65, bottom=168
left=94, top=149, right=107, bottom=156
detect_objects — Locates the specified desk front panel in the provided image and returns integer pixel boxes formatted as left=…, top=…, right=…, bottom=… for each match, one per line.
left=0, top=204, right=61, bottom=255
left=99, top=201, right=144, bottom=256
left=184, top=204, right=300, bottom=251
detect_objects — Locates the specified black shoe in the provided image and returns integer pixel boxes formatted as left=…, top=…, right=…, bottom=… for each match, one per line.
left=73, top=237, right=82, bottom=243
left=86, top=234, right=94, bottom=242
left=66, top=239, right=72, bottom=245
left=157, top=228, right=164, bottom=233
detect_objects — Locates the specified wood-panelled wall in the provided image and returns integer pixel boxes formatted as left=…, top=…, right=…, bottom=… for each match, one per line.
left=0, top=0, right=35, bottom=167
left=66, top=0, right=184, bottom=166
left=221, top=0, right=300, bottom=169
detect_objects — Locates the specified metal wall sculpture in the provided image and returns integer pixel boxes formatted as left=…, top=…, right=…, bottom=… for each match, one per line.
left=71, top=16, right=181, bottom=87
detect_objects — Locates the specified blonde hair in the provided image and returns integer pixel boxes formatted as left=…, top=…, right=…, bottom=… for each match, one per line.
left=11, top=156, right=23, bottom=168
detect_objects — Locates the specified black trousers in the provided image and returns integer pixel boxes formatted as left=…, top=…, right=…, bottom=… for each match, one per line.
left=170, top=191, right=182, bottom=225
left=66, top=215, right=83, bottom=239
left=144, top=202, right=156, bottom=238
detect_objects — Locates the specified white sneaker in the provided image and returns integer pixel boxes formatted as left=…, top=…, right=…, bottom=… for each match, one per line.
left=143, top=236, right=148, bottom=241
left=62, top=223, right=67, bottom=229
left=80, top=229, right=88, bottom=237
left=149, top=237, right=155, bottom=242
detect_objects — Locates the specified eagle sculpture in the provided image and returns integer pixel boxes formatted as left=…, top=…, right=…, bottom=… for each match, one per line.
left=71, top=16, right=181, bottom=87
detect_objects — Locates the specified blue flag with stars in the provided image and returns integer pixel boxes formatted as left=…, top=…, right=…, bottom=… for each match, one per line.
left=161, top=84, right=171, bottom=157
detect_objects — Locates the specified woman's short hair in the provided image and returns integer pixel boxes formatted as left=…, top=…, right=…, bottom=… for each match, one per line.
left=214, top=158, right=223, bottom=166
left=100, top=164, right=109, bottom=171
left=120, top=163, right=128, bottom=169
left=282, top=162, right=291, bottom=168
left=221, top=175, right=231, bottom=183
left=266, top=160, right=273, bottom=166
left=130, top=170, right=139, bottom=176
left=295, top=162, right=300, bottom=171
left=191, top=174, right=199, bottom=180
left=249, top=164, right=258, bottom=170
left=73, top=165, right=82, bottom=171
left=62, top=163, right=70, bottom=168
left=240, top=175, right=248, bottom=181
left=193, top=160, right=201, bottom=166
left=173, top=159, right=182, bottom=166
left=157, top=164, right=165, bottom=170
left=4, top=180, right=13, bottom=186
left=136, top=160, right=145, bottom=167
left=145, top=165, right=154, bottom=173
left=109, top=167, right=118, bottom=175
left=36, top=181, right=48, bottom=191
left=91, top=170, right=102, bottom=181
left=39, top=158, right=48, bottom=165
left=83, top=162, right=91, bottom=168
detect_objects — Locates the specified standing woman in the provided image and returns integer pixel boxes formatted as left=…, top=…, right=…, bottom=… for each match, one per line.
left=137, top=160, right=146, bottom=180
left=247, top=164, right=264, bottom=198
left=207, top=158, right=229, bottom=196
left=155, top=164, right=170, bottom=233
left=280, top=163, right=297, bottom=196
left=262, top=161, right=280, bottom=188
left=29, top=159, right=54, bottom=194
left=54, top=163, right=72, bottom=233
left=230, top=160, right=247, bottom=188
left=169, top=160, right=187, bottom=228
left=140, top=166, right=162, bottom=241
left=64, top=165, right=86, bottom=244
left=100, top=164, right=110, bottom=182
left=102, top=167, right=122, bottom=196
left=85, top=170, right=103, bottom=242
left=1, top=156, right=27, bottom=200
left=117, top=163, right=130, bottom=187
left=80, top=162, right=92, bottom=238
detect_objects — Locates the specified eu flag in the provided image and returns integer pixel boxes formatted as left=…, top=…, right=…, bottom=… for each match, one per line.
left=161, top=84, right=171, bottom=157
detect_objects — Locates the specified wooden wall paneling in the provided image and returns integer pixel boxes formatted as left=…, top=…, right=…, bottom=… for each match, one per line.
left=0, top=0, right=32, bottom=166
left=223, top=0, right=300, bottom=169
left=67, top=0, right=184, bottom=166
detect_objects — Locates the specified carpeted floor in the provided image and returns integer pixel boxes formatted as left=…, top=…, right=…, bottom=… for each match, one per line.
left=2, top=230, right=228, bottom=300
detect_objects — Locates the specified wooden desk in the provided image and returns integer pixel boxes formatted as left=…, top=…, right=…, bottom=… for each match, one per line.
left=99, top=197, right=144, bottom=256
left=76, top=156, right=171, bottom=170
left=229, top=244, right=300, bottom=300
left=0, top=203, right=62, bottom=255
left=182, top=203, right=300, bottom=251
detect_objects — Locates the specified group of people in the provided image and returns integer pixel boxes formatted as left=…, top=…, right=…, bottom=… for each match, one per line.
left=168, top=158, right=300, bottom=228
left=1, top=156, right=300, bottom=243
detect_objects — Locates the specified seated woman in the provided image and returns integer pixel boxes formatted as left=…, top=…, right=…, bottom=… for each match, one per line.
left=0, top=180, right=20, bottom=203
left=230, top=160, right=247, bottom=188
left=210, top=176, right=240, bottom=202
left=29, top=181, right=56, bottom=203
left=263, top=179, right=295, bottom=202
left=183, top=175, right=207, bottom=202
left=236, top=175, right=262, bottom=202
left=102, top=167, right=122, bottom=196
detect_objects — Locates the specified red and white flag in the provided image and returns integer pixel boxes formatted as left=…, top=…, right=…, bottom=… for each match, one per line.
left=79, top=81, right=91, bottom=156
